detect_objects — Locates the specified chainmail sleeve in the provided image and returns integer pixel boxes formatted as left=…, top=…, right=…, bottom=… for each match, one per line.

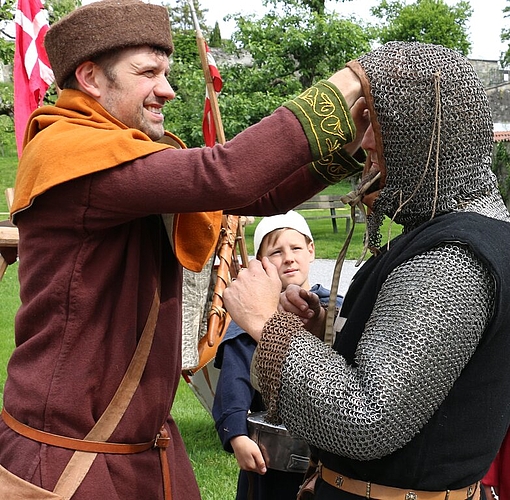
left=254, top=243, right=495, bottom=461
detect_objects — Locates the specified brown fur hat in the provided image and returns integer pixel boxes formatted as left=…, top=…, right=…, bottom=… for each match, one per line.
left=44, top=0, right=173, bottom=88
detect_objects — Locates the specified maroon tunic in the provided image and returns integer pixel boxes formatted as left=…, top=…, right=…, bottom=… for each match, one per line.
left=0, top=106, right=326, bottom=499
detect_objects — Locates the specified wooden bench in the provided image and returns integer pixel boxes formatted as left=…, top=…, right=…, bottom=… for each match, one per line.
left=0, top=187, right=17, bottom=281
left=295, top=194, right=364, bottom=233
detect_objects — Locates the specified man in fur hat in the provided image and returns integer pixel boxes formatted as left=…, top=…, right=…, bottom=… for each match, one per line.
left=0, top=0, right=368, bottom=498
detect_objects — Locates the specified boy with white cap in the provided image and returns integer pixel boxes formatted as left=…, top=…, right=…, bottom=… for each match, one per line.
left=212, top=211, right=342, bottom=500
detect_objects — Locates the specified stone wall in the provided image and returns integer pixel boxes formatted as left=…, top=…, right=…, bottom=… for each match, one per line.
left=487, top=84, right=510, bottom=127
left=468, top=59, right=510, bottom=130
left=470, top=58, right=509, bottom=87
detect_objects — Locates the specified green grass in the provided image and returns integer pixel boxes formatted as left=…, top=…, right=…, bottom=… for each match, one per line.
left=0, top=156, right=17, bottom=217
left=173, top=381, right=240, bottom=499
left=243, top=181, right=402, bottom=261
left=0, top=154, right=18, bottom=402
left=0, top=261, right=17, bottom=403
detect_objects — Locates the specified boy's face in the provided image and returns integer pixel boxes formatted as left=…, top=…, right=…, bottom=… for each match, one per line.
left=259, top=229, right=315, bottom=291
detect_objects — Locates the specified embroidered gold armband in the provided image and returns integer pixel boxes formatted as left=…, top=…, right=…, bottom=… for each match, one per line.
left=283, top=80, right=363, bottom=184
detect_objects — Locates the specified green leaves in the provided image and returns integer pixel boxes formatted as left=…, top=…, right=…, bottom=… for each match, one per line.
left=165, top=1, right=374, bottom=146
left=372, top=0, right=473, bottom=56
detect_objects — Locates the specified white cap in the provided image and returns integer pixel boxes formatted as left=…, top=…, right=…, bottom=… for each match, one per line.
left=253, top=210, right=313, bottom=257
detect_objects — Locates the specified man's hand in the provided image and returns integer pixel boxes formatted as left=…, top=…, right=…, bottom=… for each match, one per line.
left=344, top=97, right=370, bottom=157
left=279, top=285, right=326, bottom=339
left=230, top=435, right=267, bottom=475
left=224, top=257, right=282, bottom=342
left=327, top=67, right=363, bottom=107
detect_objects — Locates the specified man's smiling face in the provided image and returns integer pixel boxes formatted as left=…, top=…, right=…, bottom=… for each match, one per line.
left=96, top=45, right=175, bottom=141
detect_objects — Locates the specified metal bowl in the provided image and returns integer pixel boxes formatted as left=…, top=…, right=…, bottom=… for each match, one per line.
left=247, top=411, right=310, bottom=472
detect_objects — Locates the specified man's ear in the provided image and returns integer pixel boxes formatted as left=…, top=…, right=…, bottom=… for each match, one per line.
left=74, top=61, right=102, bottom=98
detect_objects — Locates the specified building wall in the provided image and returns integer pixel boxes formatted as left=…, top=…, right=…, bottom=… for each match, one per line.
left=470, top=59, right=509, bottom=87
left=468, top=59, right=510, bottom=130
left=487, top=84, right=510, bottom=127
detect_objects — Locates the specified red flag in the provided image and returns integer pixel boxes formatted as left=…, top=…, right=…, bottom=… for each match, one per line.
left=14, top=0, right=54, bottom=156
left=202, top=42, right=222, bottom=147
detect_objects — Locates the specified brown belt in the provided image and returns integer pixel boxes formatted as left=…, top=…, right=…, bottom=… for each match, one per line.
left=1, top=408, right=168, bottom=454
left=318, top=463, right=479, bottom=500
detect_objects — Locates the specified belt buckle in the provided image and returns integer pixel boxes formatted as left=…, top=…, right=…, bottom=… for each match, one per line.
left=406, top=492, right=418, bottom=500
left=154, top=426, right=170, bottom=449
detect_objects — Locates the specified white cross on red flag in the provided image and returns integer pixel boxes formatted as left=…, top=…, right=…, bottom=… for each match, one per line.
left=14, top=0, right=54, bottom=156
left=202, top=42, right=223, bottom=147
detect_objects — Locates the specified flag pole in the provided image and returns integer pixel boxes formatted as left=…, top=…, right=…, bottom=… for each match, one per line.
left=187, top=0, right=246, bottom=351
left=188, top=0, right=225, bottom=144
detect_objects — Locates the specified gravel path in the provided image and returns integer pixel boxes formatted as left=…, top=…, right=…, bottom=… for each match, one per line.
left=309, top=259, right=363, bottom=296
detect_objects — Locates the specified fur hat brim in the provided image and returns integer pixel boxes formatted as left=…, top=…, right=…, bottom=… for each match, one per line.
left=45, top=0, right=173, bottom=88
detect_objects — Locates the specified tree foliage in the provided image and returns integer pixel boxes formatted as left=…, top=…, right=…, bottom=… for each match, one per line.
left=0, top=0, right=15, bottom=66
left=492, top=142, right=510, bottom=209
left=163, top=21, right=292, bottom=146
left=44, top=0, right=81, bottom=24
left=501, top=1, right=510, bottom=68
left=167, top=0, right=211, bottom=37
left=164, top=0, right=373, bottom=146
left=264, top=0, right=357, bottom=17
left=209, top=22, right=222, bottom=48
left=231, top=8, right=373, bottom=89
left=0, top=82, right=13, bottom=118
left=371, top=0, right=472, bottom=55
left=0, top=0, right=477, bottom=150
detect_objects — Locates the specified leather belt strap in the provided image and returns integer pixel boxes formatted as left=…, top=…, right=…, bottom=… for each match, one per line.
left=1, top=408, right=157, bottom=454
left=155, top=426, right=173, bottom=499
left=318, top=463, right=479, bottom=500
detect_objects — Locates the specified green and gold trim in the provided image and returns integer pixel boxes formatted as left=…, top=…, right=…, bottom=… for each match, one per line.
left=283, top=80, right=363, bottom=184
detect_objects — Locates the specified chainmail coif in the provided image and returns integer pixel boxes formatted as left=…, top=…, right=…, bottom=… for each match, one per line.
left=354, top=42, right=497, bottom=247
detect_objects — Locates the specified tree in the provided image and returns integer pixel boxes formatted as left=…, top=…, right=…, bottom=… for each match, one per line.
left=371, top=0, right=472, bottom=56
left=209, top=21, right=222, bottom=47
left=500, top=1, right=510, bottom=67
left=168, top=0, right=210, bottom=37
left=164, top=0, right=373, bottom=146
left=230, top=4, right=373, bottom=90
left=163, top=0, right=374, bottom=146
left=45, top=0, right=81, bottom=24
left=0, top=0, right=16, bottom=67
left=264, top=0, right=357, bottom=17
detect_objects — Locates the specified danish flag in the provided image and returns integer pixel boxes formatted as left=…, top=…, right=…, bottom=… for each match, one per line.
left=202, top=42, right=222, bottom=147
left=14, top=0, right=54, bottom=156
